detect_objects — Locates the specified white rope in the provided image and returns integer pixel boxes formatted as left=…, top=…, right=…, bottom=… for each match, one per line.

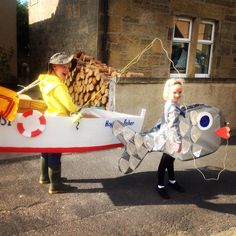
left=117, top=36, right=229, bottom=181
left=190, top=139, right=228, bottom=181
left=17, top=79, right=40, bottom=95
left=119, top=37, right=180, bottom=76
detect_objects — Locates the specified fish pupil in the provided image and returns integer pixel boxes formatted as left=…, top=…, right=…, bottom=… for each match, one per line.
left=200, top=115, right=210, bottom=127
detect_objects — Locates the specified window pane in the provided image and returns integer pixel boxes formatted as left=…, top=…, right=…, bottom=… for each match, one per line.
left=174, top=20, right=190, bottom=39
left=170, top=42, right=189, bottom=73
left=195, top=44, right=211, bottom=74
left=198, top=23, right=213, bottom=41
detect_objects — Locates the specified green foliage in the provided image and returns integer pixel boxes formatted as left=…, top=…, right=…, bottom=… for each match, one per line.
left=17, top=0, right=29, bottom=50
left=0, top=46, right=14, bottom=82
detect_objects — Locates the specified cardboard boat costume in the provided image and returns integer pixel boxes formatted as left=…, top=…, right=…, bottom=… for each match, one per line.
left=0, top=80, right=145, bottom=153
left=112, top=103, right=230, bottom=174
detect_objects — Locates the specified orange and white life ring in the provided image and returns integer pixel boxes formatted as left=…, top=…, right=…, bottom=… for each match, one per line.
left=17, top=110, right=46, bottom=138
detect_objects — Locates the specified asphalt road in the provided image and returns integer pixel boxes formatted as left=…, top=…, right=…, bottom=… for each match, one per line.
left=0, top=137, right=236, bottom=236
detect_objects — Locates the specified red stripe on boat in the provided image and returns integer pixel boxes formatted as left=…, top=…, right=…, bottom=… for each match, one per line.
left=0, top=143, right=124, bottom=153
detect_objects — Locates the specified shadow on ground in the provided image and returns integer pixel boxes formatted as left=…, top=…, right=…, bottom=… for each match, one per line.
left=65, top=167, right=236, bottom=215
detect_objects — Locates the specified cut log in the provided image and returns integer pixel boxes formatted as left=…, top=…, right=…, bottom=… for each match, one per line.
left=67, top=50, right=143, bottom=110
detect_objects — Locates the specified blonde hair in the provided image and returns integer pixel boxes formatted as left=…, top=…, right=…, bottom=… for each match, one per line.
left=163, top=78, right=184, bottom=101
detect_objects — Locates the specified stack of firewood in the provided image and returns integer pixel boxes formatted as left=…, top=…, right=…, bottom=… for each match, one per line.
left=65, top=51, right=144, bottom=109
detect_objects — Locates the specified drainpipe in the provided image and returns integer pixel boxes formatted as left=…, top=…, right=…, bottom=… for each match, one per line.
left=101, top=0, right=108, bottom=63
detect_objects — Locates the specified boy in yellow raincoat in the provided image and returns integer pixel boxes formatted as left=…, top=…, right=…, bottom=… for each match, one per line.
left=38, top=52, right=79, bottom=194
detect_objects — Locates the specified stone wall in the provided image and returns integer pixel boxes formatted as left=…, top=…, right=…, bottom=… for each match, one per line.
left=114, top=78, right=236, bottom=131
left=107, top=0, right=172, bottom=77
left=29, top=0, right=104, bottom=78
left=29, top=0, right=236, bottom=79
left=0, top=0, right=17, bottom=78
left=106, top=0, right=236, bottom=78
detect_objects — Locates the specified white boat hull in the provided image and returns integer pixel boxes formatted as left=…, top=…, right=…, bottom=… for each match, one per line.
left=0, top=108, right=145, bottom=153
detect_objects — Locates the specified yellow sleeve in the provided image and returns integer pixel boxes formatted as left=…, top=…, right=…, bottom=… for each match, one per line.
left=53, top=84, right=78, bottom=113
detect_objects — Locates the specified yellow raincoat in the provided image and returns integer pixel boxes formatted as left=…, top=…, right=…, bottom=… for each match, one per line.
left=38, top=74, right=77, bottom=116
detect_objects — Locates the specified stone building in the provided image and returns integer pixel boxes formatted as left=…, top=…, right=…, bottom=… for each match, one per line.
left=28, top=0, right=236, bottom=129
left=0, top=0, right=17, bottom=83
left=29, top=0, right=236, bottom=79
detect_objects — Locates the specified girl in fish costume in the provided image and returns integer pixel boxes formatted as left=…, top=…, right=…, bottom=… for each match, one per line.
left=155, top=78, right=185, bottom=199
left=112, top=78, right=230, bottom=199
left=113, top=78, right=185, bottom=199
left=38, top=52, right=79, bottom=194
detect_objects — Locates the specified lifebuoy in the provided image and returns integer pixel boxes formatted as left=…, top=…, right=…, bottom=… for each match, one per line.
left=17, top=110, right=46, bottom=138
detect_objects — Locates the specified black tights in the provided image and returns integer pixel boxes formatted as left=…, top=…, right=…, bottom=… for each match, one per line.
left=158, top=153, right=175, bottom=186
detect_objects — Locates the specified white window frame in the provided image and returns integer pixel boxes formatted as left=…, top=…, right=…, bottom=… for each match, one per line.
left=170, top=18, right=192, bottom=78
left=195, top=20, right=215, bottom=78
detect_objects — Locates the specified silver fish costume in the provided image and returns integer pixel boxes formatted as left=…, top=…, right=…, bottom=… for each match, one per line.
left=112, top=104, right=230, bottom=174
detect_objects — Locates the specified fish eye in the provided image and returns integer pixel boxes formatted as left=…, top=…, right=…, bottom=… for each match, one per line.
left=197, top=112, right=213, bottom=130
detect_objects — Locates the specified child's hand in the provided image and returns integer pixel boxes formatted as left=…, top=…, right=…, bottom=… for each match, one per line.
left=175, top=144, right=182, bottom=153
left=72, top=112, right=83, bottom=124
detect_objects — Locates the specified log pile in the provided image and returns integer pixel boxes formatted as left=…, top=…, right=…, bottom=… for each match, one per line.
left=65, top=51, right=144, bottom=109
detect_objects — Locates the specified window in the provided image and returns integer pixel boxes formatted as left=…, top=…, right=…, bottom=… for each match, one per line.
left=170, top=18, right=192, bottom=77
left=170, top=18, right=215, bottom=78
left=195, top=21, right=215, bottom=77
